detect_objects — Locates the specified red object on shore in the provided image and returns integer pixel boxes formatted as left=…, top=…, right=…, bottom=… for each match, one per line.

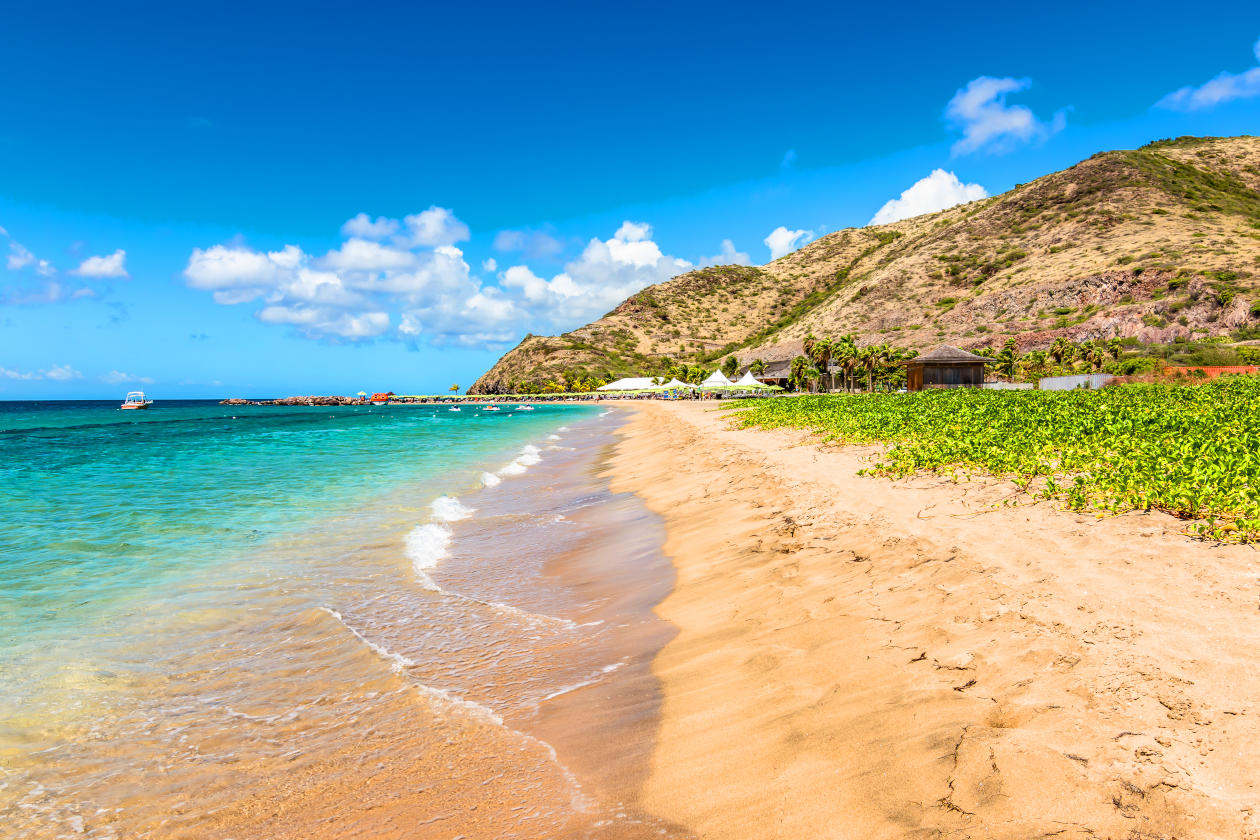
left=370, top=392, right=395, bottom=401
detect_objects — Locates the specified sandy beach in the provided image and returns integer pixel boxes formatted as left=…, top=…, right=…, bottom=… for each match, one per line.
left=608, top=401, right=1260, bottom=839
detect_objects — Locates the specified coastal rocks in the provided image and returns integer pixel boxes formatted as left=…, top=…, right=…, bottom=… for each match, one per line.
left=218, top=396, right=366, bottom=406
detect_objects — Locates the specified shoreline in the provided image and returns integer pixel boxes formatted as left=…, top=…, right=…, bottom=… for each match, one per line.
left=609, top=401, right=1260, bottom=839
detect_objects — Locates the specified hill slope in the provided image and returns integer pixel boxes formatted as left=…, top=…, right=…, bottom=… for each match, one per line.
left=470, top=136, right=1260, bottom=393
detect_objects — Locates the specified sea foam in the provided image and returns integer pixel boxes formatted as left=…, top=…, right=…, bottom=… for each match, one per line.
left=430, top=495, right=474, bottom=522
left=497, top=443, right=542, bottom=477
left=405, top=523, right=452, bottom=591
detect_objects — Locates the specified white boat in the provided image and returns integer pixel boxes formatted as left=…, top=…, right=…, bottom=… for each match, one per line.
left=447, top=406, right=461, bottom=412
left=515, top=405, right=534, bottom=411
left=482, top=404, right=500, bottom=412
left=120, top=391, right=152, bottom=410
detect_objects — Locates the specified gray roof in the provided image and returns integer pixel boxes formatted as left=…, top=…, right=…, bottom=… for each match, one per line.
left=910, top=344, right=990, bottom=363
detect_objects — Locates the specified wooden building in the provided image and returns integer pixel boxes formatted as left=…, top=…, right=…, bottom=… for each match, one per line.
left=904, top=345, right=988, bottom=391
left=752, top=359, right=792, bottom=389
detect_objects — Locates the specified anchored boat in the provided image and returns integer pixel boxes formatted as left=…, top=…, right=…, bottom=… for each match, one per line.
left=120, top=391, right=153, bottom=410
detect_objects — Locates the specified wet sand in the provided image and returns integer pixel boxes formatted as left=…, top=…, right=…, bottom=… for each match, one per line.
left=609, top=401, right=1260, bottom=839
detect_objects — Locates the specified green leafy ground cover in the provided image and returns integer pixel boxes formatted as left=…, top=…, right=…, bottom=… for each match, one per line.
left=726, top=380, right=1260, bottom=541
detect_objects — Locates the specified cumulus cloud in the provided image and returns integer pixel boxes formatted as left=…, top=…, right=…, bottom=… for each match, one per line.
left=869, top=169, right=988, bottom=225
left=340, top=213, right=400, bottom=240
left=102, top=370, right=154, bottom=385
left=493, top=227, right=565, bottom=259
left=764, top=226, right=814, bottom=260
left=71, top=249, right=128, bottom=278
left=500, top=221, right=692, bottom=326
left=2, top=363, right=83, bottom=381
left=402, top=206, right=469, bottom=247
left=698, top=239, right=752, bottom=267
left=185, top=211, right=694, bottom=347
left=945, top=76, right=1066, bottom=156
left=1157, top=36, right=1260, bottom=111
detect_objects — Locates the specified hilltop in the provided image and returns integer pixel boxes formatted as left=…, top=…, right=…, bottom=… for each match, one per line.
left=470, top=136, right=1260, bottom=393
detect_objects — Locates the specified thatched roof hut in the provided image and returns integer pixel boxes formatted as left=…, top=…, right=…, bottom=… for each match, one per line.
left=903, top=345, right=988, bottom=391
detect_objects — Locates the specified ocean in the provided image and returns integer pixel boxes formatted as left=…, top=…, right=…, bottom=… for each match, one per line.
left=0, top=400, right=685, bottom=838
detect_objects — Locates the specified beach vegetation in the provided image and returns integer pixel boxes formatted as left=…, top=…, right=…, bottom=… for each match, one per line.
left=727, top=378, right=1260, bottom=542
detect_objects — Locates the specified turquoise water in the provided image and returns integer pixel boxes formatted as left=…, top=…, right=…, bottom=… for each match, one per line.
left=0, top=400, right=580, bottom=633
left=0, top=400, right=591, bottom=723
left=0, top=399, right=688, bottom=839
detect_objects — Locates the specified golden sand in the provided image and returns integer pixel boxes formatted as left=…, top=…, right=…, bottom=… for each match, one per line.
left=609, top=402, right=1260, bottom=839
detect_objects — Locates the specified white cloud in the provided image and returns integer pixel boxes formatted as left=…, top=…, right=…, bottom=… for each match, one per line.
left=869, top=169, right=988, bottom=225
left=402, top=206, right=469, bottom=247
left=945, top=76, right=1066, bottom=156
left=185, top=244, right=291, bottom=304
left=2, top=364, right=84, bottom=381
left=340, top=213, right=400, bottom=240
left=780, top=149, right=797, bottom=170
left=698, top=239, right=752, bottom=267
left=764, top=226, right=814, bottom=260
left=492, top=227, right=565, bottom=259
left=258, top=306, right=391, bottom=339
left=71, top=249, right=128, bottom=278
left=102, top=370, right=154, bottom=385
left=185, top=213, right=693, bottom=347
left=44, top=364, right=82, bottom=381
left=7, top=241, right=34, bottom=271
left=499, top=220, right=692, bottom=326
left=318, top=239, right=417, bottom=272
left=1157, top=36, right=1260, bottom=111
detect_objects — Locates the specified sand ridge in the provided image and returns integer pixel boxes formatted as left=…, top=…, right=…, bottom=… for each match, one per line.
left=608, top=401, right=1260, bottom=839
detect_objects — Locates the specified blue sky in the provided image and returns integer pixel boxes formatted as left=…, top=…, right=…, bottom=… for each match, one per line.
left=3, top=0, right=1259, bottom=398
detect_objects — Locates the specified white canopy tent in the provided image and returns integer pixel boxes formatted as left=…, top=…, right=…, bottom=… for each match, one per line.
left=732, top=370, right=768, bottom=388
left=597, top=377, right=661, bottom=391
left=700, top=369, right=734, bottom=387
left=598, top=376, right=696, bottom=392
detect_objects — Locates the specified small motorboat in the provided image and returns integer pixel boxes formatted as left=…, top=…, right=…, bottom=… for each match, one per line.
left=447, top=406, right=461, bottom=412
left=482, top=404, right=500, bottom=412
left=120, top=391, right=152, bottom=410
left=515, top=405, right=534, bottom=411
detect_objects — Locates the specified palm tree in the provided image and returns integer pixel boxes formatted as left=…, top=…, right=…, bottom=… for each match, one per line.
left=859, top=345, right=878, bottom=392
left=750, top=358, right=767, bottom=376
left=789, top=356, right=810, bottom=392
left=1106, top=337, right=1123, bottom=361
left=1083, top=341, right=1105, bottom=372
left=996, top=339, right=1020, bottom=380
left=809, top=337, right=834, bottom=391
left=804, top=364, right=822, bottom=392
left=721, top=355, right=739, bottom=378
left=1026, top=350, right=1048, bottom=376
left=802, top=333, right=818, bottom=365
left=833, top=334, right=858, bottom=392
left=1049, top=337, right=1070, bottom=365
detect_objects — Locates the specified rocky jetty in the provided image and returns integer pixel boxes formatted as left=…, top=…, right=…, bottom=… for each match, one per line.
left=219, top=395, right=366, bottom=406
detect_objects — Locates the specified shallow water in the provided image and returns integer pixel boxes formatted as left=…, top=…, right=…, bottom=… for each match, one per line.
left=0, top=401, right=687, bottom=838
